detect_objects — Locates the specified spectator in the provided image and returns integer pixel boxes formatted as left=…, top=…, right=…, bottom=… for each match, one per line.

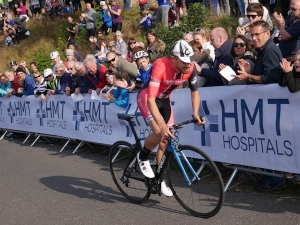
left=103, top=71, right=129, bottom=108
left=274, top=0, right=300, bottom=63
left=66, top=60, right=79, bottom=95
left=12, top=23, right=30, bottom=45
left=113, top=30, right=127, bottom=59
left=279, top=51, right=300, bottom=93
left=219, top=35, right=256, bottom=85
left=0, top=74, right=12, bottom=97
left=44, top=68, right=58, bottom=91
left=108, top=0, right=123, bottom=33
left=237, top=3, right=273, bottom=39
left=74, top=61, right=93, bottom=94
left=100, top=1, right=112, bottom=36
left=183, top=31, right=193, bottom=43
left=101, top=69, right=117, bottom=95
left=189, top=40, right=213, bottom=87
left=198, top=27, right=232, bottom=86
left=193, top=28, right=215, bottom=61
left=29, top=0, right=41, bottom=21
left=30, top=61, right=39, bottom=74
left=49, top=63, right=72, bottom=94
left=127, top=38, right=145, bottom=62
left=82, top=2, right=96, bottom=37
left=50, top=51, right=67, bottom=74
left=33, top=71, right=48, bottom=101
left=139, top=0, right=148, bottom=16
left=236, top=20, right=282, bottom=84
left=15, top=67, right=35, bottom=96
left=137, top=10, right=152, bottom=30
left=19, top=60, right=31, bottom=75
left=133, top=50, right=152, bottom=89
left=10, top=61, right=19, bottom=74
left=175, top=0, right=187, bottom=26
left=106, top=51, right=138, bottom=80
left=66, top=16, right=77, bottom=42
left=155, top=0, right=169, bottom=28
left=14, top=1, right=29, bottom=28
left=65, top=49, right=77, bottom=62
left=67, top=42, right=84, bottom=62
left=94, top=38, right=108, bottom=63
left=145, top=29, right=166, bottom=63
left=83, top=57, right=108, bottom=93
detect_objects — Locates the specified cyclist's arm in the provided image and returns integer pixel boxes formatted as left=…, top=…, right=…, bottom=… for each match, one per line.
left=191, top=90, right=205, bottom=125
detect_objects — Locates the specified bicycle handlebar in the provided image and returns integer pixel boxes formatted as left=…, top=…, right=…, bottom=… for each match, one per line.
left=171, top=116, right=206, bottom=131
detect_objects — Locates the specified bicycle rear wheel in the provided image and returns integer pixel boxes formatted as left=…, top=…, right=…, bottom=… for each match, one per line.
left=167, top=145, right=224, bottom=218
left=109, top=141, right=151, bottom=204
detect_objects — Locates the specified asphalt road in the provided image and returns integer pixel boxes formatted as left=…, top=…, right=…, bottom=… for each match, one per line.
left=0, top=137, right=299, bottom=225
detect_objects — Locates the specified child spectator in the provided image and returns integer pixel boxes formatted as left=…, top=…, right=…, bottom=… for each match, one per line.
left=0, top=74, right=12, bottom=97
left=279, top=50, right=300, bottom=93
left=103, top=71, right=129, bottom=108
left=101, top=69, right=117, bottom=95
left=133, top=50, right=152, bottom=89
left=137, top=10, right=152, bottom=30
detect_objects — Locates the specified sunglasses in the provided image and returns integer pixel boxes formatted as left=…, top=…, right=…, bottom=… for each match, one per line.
left=246, top=14, right=258, bottom=19
left=68, top=67, right=74, bottom=70
left=129, top=41, right=136, bottom=45
left=107, top=57, right=116, bottom=63
left=97, top=32, right=102, bottom=34
left=233, top=43, right=246, bottom=47
left=194, top=28, right=204, bottom=34
left=34, top=75, right=41, bottom=78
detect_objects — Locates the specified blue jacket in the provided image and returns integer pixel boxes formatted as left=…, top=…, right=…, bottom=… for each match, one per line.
left=22, top=75, right=35, bottom=96
left=55, top=73, right=72, bottom=94
left=0, top=81, right=12, bottom=97
left=100, top=9, right=112, bottom=27
left=201, top=39, right=232, bottom=86
left=111, top=87, right=129, bottom=108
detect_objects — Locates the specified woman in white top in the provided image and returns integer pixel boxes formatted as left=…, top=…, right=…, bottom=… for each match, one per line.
left=192, top=28, right=215, bottom=62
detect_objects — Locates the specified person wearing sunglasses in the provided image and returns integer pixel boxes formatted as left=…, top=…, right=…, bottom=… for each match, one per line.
left=237, top=2, right=273, bottom=38
left=33, top=71, right=49, bottom=101
left=106, top=51, right=138, bottom=83
left=219, top=35, right=256, bottom=85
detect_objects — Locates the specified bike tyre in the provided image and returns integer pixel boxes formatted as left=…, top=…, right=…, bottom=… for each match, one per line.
left=167, top=145, right=224, bottom=218
left=109, top=141, right=151, bottom=204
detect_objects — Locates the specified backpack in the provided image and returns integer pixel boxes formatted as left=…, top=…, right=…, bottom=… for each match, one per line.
left=139, top=0, right=147, bottom=6
left=143, top=16, right=152, bottom=29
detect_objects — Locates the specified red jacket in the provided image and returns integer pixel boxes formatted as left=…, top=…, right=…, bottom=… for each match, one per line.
left=87, top=63, right=108, bottom=89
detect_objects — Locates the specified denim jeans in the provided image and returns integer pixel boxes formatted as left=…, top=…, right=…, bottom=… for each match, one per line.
left=263, top=171, right=285, bottom=186
left=123, top=0, right=130, bottom=10
left=236, top=0, right=245, bottom=16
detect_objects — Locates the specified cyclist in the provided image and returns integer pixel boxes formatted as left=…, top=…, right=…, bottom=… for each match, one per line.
left=136, top=40, right=206, bottom=196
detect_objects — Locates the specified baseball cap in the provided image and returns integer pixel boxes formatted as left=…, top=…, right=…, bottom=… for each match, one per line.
left=10, top=61, right=17, bottom=67
left=44, top=68, right=53, bottom=78
left=65, top=49, right=74, bottom=56
left=172, top=40, right=195, bottom=63
left=100, top=1, right=106, bottom=6
left=50, top=51, right=60, bottom=60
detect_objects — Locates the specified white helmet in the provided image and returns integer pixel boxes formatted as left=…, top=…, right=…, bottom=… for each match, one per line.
left=133, top=50, right=149, bottom=62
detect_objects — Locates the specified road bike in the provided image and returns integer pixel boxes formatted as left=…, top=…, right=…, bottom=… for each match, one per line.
left=109, top=114, right=224, bottom=218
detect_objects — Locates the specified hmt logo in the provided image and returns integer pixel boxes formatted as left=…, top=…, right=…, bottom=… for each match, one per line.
left=199, top=98, right=293, bottom=156
left=35, top=101, right=66, bottom=129
left=7, top=101, right=31, bottom=124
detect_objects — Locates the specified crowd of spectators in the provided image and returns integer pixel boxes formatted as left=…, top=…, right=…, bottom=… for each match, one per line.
left=0, top=0, right=299, bottom=191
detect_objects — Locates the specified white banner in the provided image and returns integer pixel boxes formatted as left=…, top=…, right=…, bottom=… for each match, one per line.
left=0, top=84, right=299, bottom=173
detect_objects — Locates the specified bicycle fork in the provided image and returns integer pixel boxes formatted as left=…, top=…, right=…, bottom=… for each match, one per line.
left=169, top=141, right=201, bottom=185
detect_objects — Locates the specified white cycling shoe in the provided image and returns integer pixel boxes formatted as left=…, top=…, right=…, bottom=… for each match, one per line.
left=161, top=181, right=173, bottom=197
left=137, top=152, right=155, bottom=178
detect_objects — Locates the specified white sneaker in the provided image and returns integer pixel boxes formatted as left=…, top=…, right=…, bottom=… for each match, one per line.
left=161, top=181, right=173, bottom=197
left=137, top=152, right=155, bottom=178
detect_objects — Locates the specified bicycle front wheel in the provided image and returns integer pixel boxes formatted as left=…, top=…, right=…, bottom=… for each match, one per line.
left=167, top=145, right=224, bottom=218
left=109, top=141, right=151, bottom=204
